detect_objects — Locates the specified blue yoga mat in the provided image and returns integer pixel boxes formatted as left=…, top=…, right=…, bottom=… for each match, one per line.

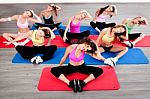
left=54, top=26, right=99, bottom=35
left=12, top=48, right=149, bottom=65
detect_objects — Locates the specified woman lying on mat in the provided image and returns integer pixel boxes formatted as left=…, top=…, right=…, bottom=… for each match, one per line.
left=51, top=37, right=105, bottom=93
left=32, top=3, right=62, bottom=31
left=96, top=24, right=128, bottom=67
left=90, top=5, right=117, bottom=32
left=16, top=27, right=57, bottom=64
left=122, top=16, right=148, bottom=48
left=59, top=10, right=92, bottom=44
left=0, top=10, right=42, bottom=46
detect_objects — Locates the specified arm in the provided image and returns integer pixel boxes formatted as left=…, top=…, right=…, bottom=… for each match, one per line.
left=93, top=9, right=99, bottom=22
left=87, top=40, right=106, bottom=61
left=28, top=10, right=42, bottom=23
left=0, top=15, right=18, bottom=22
left=122, top=19, right=127, bottom=24
left=59, top=46, right=70, bottom=66
left=96, top=28, right=107, bottom=46
left=11, top=30, right=32, bottom=42
left=63, top=17, right=72, bottom=42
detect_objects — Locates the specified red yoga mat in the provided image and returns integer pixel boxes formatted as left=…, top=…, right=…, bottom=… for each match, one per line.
left=0, top=35, right=96, bottom=48
left=37, top=66, right=120, bottom=91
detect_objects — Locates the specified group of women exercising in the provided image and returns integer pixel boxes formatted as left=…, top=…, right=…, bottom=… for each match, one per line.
left=0, top=4, right=148, bottom=92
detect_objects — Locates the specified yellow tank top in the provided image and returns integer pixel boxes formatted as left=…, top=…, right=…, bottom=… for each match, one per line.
left=31, top=30, right=44, bottom=44
left=102, top=31, right=115, bottom=43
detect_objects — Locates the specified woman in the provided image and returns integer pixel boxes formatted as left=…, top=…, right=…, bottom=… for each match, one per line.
left=96, top=24, right=128, bottom=67
left=122, top=16, right=148, bottom=48
left=90, top=5, right=117, bottom=32
left=59, top=10, right=92, bottom=44
left=16, top=27, right=57, bottom=64
left=51, top=37, right=104, bottom=93
left=0, top=10, right=42, bottom=46
left=33, top=3, right=62, bottom=31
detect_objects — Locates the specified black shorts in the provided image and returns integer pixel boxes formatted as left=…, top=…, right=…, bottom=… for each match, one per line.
left=128, top=33, right=142, bottom=40
left=100, top=45, right=113, bottom=52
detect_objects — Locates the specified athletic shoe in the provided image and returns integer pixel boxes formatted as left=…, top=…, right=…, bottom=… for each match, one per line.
left=30, top=56, right=37, bottom=64
left=104, top=58, right=115, bottom=67
left=36, top=56, right=43, bottom=64
left=124, top=41, right=134, bottom=48
left=68, top=79, right=78, bottom=93
left=77, top=80, right=86, bottom=92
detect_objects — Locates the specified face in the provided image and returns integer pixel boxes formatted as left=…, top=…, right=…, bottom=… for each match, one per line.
left=80, top=43, right=91, bottom=52
left=114, top=27, right=125, bottom=34
left=132, top=17, right=141, bottom=24
left=76, top=13, right=86, bottom=20
left=23, top=11, right=32, bottom=18
left=36, top=30, right=45, bottom=37
left=47, top=6, right=53, bottom=11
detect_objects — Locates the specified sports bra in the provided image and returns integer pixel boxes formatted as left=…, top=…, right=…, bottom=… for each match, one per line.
left=69, top=46, right=85, bottom=62
left=102, top=30, right=115, bottom=43
left=95, top=14, right=106, bottom=22
left=70, top=17, right=81, bottom=33
left=43, top=15, right=54, bottom=24
left=125, top=18, right=134, bottom=34
left=31, top=30, right=44, bottom=45
left=17, top=15, right=29, bottom=28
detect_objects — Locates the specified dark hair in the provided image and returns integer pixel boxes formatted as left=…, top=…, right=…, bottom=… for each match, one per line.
left=26, top=10, right=33, bottom=17
left=97, top=5, right=115, bottom=18
left=97, top=5, right=109, bottom=16
left=49, top=4, right=58, bottom=16
left=79, top=37, right=97, bottom=54
left=110, top=24, right=127, bottom=42
left=42, top=29, right=51, bottom=38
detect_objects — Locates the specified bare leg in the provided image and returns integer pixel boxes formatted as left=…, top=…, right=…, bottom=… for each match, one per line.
left=58, top=74, right=70, bottom=85
left=84, top=74, right=95, bottom=83
left=110, top=46, right=128, bottom=59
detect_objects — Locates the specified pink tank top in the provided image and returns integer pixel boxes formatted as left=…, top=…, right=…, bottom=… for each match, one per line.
left=69, top=46, right=85, bottom=62
left=70, top=19, right=81, bottom=33
left=17, top=15, right=29, bottom=28
left=95, top=14, right=106, bottom=22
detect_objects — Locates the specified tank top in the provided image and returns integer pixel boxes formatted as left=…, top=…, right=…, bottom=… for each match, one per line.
left=70, top=17, right=81, bottom=33
left=43, top=16, right=54, bottom=24
left=125, top=18, right=134, bottom=34
left=95, top=14, right=106, bottom=22
left=102, top=30, right=115, bottom=43
left=31, top=30, right=44, bottom=45
left=17, top=15, right=29, bottom=28
left=69, top=46, right=85, bottom=62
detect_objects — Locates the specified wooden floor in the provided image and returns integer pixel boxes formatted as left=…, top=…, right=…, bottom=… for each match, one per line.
left=0, top=3, right=150, bottom=99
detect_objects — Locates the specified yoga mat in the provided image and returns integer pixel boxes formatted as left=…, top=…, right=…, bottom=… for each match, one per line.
left=0, top=35, right=97, bottom=48
left=113, top=36, right=150, bottom=47
left=12, top=48, right=149, bottom=64
left=38, top=66, right=120, bottom=91
left=54, top=26, right=99, bottom=35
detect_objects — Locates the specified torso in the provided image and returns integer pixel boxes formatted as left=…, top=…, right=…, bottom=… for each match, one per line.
left=70, top=17, right=81, bottom=33
left=42, top=11, right=54, bottom=24
left=69, top=45, right=85, bottom=66
left=17, top=15, right=30, bottom=33
left=125, top=18, right=134, bottom=34
left=101, top=28, right=115, bottom=47
left=95, top=13, right=106, bottom=22
left=31, top=30, right=45, bottom=46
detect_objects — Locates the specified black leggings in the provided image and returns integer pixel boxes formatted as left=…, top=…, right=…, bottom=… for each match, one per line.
left=33, top=22, right=61, bottom=30
left=51, top=63, right=103, bottom=78
left=90, top=21, right=116, bottom=31
left=59, top=29, right=90, bottom=44
left=128, top=33, right=142, bottom=40
left=16, top=45, right=57, bottom=61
